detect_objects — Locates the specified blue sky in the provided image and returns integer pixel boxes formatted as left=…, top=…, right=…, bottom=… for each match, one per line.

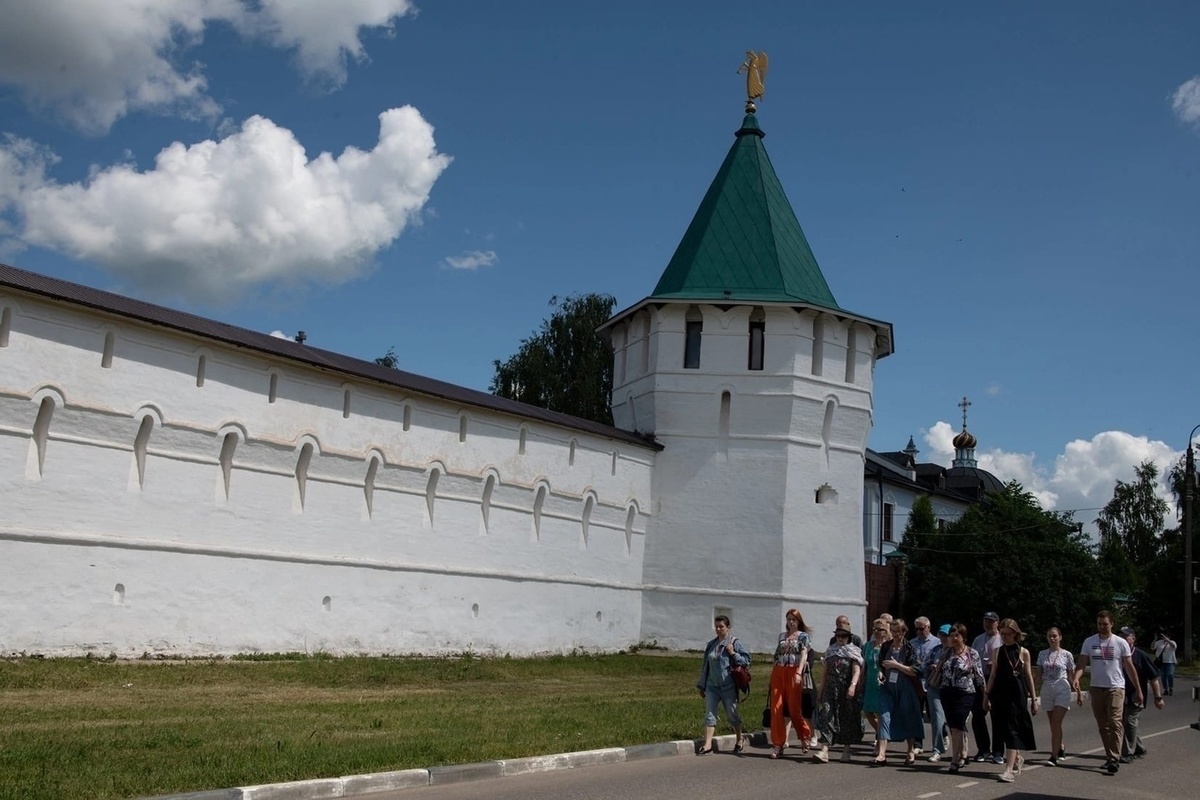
left=2, top=1, right=1199, bottom=521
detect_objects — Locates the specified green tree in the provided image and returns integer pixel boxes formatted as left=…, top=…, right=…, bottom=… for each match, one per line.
left=374, top=347, right=399, bottom=369
left=899, top=494, right=938, bottom=556
left=1096, top=460, right=1169, bottom=576
left=903, top=482, right=1108, bottom=650
left=490, top=293, right=617, bottom=426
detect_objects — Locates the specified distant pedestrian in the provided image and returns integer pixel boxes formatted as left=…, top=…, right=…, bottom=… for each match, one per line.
left=862, top=618, right=889, bottom=732
left=827, top=614, right=863, bottom=648
left=1071, top=610, right=1143, bottom=774
left=922, top=624, right=952, bottom=762
left=870, top=618, right=924, bottom=766
left=983, top=619, right=1037, bottom=783
left=970, top=611, right=1004, bottom=763
left=933, top=623, right=985, bottom=774
left=1119, top=627, right=1164, bottom=763
left=695, top=615, right=750, bottom=755
left=1034, top=626, right=1081, bottom=766
left=909, top=616, right=938, bottom=755
left=813, top=624, right=864, bottom=763
left=1152, top=631, right=1177, bottom=696
left=766, top=609, right=812, bottom=759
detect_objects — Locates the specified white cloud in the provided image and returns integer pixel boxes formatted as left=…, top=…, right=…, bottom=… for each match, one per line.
left=1172, top=77, right=1200, bottom=127
left=269, top=330, right=292, bottom=340
left=985, top=382, right=1002, bottom=397
left=922, top=424, right=1180, bottom=525
left=0, top=0, right=414, bottom=134
left=1, top=107, right=451, bottom=302
left=443, top=250, right=497, bottom=270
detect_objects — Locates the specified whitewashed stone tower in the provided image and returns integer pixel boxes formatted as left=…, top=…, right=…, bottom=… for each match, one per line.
left=601, top=107, right=894, bottom=648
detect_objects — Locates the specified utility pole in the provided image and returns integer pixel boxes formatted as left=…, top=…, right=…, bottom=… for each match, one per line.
left=1186, top=426, right=1199, bottom=666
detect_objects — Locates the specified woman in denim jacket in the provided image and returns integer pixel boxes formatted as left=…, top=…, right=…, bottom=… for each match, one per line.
left=696, top=614, right=751, bottom=754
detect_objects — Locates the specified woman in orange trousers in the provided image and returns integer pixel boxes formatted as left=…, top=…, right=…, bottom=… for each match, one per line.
left=768, top=608, right=813, bottom=758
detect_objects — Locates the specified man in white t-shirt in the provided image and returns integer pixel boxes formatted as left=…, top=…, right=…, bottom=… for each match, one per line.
left=1071, top=610, right=1143, bottom=774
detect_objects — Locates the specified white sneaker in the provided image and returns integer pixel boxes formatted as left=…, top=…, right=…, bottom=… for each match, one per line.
left=998, top=770, right=1015, bottom=783
left=927, top=752, right=942, bottom=763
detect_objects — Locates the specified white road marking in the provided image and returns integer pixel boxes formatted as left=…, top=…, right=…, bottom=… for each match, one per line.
left=954, top=781, right=978, bottom=788
left=916, top=793, right=941, bottom=799
left=1142, top=724, right=1194, bottom=739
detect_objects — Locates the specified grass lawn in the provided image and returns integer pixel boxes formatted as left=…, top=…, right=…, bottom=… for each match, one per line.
left=0, top=652, right=757, bottom=800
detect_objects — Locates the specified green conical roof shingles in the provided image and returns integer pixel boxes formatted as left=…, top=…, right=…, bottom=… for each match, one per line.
left=651, top=115, right=840, bottom=309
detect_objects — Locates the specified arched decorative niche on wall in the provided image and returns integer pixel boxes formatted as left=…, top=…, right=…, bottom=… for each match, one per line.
left=101, top=330, right=115, bottom=369
left=459, top=412, right=469, bottom=443
left=215, top=423, right=247, bottom=503
left=424, top=461, right=445, bottom=529
left=267, top=371, right=280, bottom=404
left=580, top=491, right=597, bottom=549
left=130, top=406, right=164, bottom=491
left=195, top=352, right=208, bottom=388
left=479, top=468, right=499, bottom=535
left=610, top=450, right=618, bottom=476
left=363, top=449, right=385, bottom=520
left=0, top=305, right=13, bottom=347
left=293, top=435, right=320, bottom=513
left=624, top=501, right=639, bottom=555
left=531, top=479, right=550, bottom=541
left=815, top=483, right=838, bottom=504
left=568, top=438, right=577, bottom=467
left=402, top=402, right=413, bottom=432
left=342, top=386, right=353, bottom=419
left=518, top=425, right=528, bottom=456
left=821, top=396, right=837, bottom=468
left=26, top=386, right=65, bottom=480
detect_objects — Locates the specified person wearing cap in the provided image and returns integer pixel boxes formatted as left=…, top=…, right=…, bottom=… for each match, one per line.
left=920, top=623, right=953, bottom=762
left=970, top=611, right=1004, bottom=763
left=813, top=624, right=864, bottom=763
left=1034, top=625, right=1082, bottom=766
left=1118, top=626, right=1163, bottom=763
left=1071, top=610, right=1143, bottom=774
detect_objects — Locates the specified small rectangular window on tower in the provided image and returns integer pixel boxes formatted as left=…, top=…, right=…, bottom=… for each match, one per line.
left=684, top=321, right=702, bottom=369
left=882, top=503, right=895, bottom=543
left=748, top=320, right=765, bottom=370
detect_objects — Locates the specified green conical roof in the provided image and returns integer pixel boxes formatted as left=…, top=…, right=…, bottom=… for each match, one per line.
left=651, top=114, right=840, bottom=309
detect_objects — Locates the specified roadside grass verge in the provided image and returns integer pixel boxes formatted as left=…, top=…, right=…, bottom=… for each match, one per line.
left=0, top=653, right=753, bottom=800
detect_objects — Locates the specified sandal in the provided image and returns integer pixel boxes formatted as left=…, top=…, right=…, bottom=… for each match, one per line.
left=733, top=742, right=745, bottom=754
left=904, top=753, right=916, bottom=766
left=869, top=757, right=887, bottom=767
left=696, top=746, right=714, bottom=756
left=769, top=746, right=783, bottom=759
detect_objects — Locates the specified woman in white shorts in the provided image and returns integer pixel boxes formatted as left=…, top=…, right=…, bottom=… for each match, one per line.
left=1034, top=626, right=1082, bottom=765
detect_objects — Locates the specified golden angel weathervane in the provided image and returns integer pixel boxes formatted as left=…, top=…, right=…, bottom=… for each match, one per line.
left=737, top=50, right=768, bottom=112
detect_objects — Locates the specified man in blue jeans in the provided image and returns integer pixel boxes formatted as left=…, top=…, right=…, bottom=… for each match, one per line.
left=921, top=623, right=952, bottom=762
left=909, top=616, right=939, bottom=757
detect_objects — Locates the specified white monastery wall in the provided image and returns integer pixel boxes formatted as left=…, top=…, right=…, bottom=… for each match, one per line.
left=0, top=291, right=655, bottom=656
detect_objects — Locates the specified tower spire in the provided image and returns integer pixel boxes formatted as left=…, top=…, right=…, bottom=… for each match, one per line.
left=951, top=396, right=978, bottom=468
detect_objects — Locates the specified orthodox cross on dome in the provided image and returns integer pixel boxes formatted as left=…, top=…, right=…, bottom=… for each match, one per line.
left=958, top=396, right=972, bottom=431
left=737, top=50, right=768, bottom=113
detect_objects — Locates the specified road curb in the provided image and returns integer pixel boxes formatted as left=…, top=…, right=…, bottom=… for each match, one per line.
left=141, top=731, right=771, bottom=799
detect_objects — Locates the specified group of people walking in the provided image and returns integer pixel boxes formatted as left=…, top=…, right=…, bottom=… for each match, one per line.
left=696, top=609, right=1173, bottom=781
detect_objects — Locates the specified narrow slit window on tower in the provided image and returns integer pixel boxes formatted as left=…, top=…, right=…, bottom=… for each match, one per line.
left=844, top=326, right=858, bottom=383
left=811, top=317, right=825, bottom=377
left=611, top=450, right=618, bottom=476
left=532, top=485, right=546, bottom=539
left=363, top=456, right=380, bottom=519
left=718, top=391, right=731, bottom=455
left=581, top=495, right=594, bottom=546
left=425, top=467, right=440, bottom=527
left=343, top=389, right=352, bottom=419
left=640, top=316, right=651, bottom=374
left=518, top=426, right=527, bottom=455
left=101, top=331, right=115, bottom=368
left=748, top=310, right=765, bottom=370
left=568, top=439, right=577, bottom=467
left=480, top=474, right=495, bottom=534
left=624, top=505, right=636, bottom=554
left=268, top=373, right=278, bottom=404
left=403, top=404, right=412, bottom=432
left=683, top=317, right=703, bottom=369
left=30, top=396, right=55, bottom=477
left=195, top=355, right=206, bottom=387
left=459, top=414, right=468, bottom=443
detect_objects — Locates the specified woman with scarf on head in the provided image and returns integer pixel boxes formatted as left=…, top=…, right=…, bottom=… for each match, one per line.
left=767, top=608, right=813, bottom=758
left=813, top=622, right=864, bottom=763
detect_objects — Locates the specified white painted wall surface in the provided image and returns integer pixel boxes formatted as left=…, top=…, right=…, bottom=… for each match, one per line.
left=0, top=291, right=654, bottom=656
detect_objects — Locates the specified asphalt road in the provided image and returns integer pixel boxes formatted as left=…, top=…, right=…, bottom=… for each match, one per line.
left=353, top=685, right=1200, bottom=800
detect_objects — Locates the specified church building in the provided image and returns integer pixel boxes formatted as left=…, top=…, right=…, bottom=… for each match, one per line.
left=0, top=103, right=894, bottom=657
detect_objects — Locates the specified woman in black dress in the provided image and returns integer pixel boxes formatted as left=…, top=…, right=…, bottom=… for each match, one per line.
left=983, top=618, right=1038, bottom=782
